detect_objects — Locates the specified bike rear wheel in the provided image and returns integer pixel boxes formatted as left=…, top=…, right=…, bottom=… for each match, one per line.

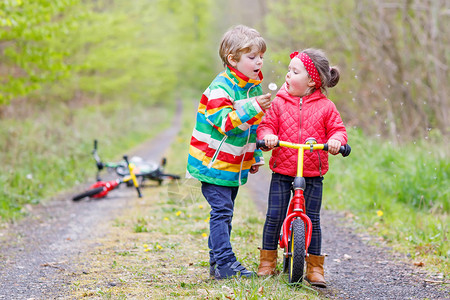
left=72, top=187, right=105, bottom=201
left=288, top=218, right=306, bottom=283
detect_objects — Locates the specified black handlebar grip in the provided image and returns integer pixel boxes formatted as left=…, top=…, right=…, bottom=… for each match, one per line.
left=256, top=140, right=266, bottom=149
left=93, top=140, right=104, bottom=170
left=339, top=144, right=351, bottom=157
left=256, top=139, right=280, bottom=149
left=325, top=143, right=351, bottom=157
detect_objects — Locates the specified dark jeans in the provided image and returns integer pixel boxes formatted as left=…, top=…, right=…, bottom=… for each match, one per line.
left=262, top=173, right=324, bottom=255
left=201, top=182, right=239, bottom=267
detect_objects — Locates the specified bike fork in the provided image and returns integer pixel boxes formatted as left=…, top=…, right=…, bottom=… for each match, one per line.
left=282, top=215, right=312, bottom=253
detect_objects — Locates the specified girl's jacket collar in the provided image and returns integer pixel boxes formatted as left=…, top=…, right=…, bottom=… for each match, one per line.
left=275, top=83, right=324, bottom=103
left=225, top=65, right=263, bottom=89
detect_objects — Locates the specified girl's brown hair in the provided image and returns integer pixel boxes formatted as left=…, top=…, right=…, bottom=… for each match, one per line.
left=302, top=48, right=340, bottom=93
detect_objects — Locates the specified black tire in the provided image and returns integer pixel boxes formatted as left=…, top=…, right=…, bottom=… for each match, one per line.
left=160, top=173, right=180, bottom=180
left=72, top=186, right=104, bottom=201
left=288, top=218, right=306, bottom=283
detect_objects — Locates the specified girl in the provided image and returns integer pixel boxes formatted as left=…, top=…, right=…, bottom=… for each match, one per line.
left=256, top=49, right=347, bottom=287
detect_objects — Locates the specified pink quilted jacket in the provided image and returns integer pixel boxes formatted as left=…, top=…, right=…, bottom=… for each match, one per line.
left=257, top=85, right=347, bottom=177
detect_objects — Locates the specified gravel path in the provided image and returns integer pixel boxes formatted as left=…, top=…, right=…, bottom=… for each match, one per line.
left=0, top=99, right=448, bottom=299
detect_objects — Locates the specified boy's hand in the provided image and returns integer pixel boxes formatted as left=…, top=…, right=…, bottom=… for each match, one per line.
left=263, top=134, right=278, bottom=149
left=249, top=165, right=259, bottom=174
left=256, top=93, right=272, bottom=110
left=327, top=139, right=341, bottom=155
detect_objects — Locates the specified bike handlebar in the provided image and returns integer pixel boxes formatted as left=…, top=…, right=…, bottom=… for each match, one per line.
left=256, top=139, right=351, bottom=157
left=93, top=139, right=104, bottom=171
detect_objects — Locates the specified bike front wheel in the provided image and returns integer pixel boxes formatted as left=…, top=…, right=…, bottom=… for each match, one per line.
left=288, top=218, right=306, bottom=283
left=72, top=187, right=105, bottom=201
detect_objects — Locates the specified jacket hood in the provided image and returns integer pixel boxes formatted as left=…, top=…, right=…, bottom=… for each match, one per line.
left=275, top=84, right=323, bottom=104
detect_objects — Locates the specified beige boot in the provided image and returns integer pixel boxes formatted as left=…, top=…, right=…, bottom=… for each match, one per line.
left=257, top=249, right=278, bottom=276
left=305, top=254, right=326, bottom=288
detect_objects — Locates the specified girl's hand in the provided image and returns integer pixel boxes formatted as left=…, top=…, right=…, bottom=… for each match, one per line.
left=263, top=134, right=279, bottom=149
left=327, top=139, right=341, bottom=155
left=249, top=165, right=259, bottom=174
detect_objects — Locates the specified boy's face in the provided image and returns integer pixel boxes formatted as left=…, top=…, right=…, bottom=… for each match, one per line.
left=228, top=47, right=264, bottom=80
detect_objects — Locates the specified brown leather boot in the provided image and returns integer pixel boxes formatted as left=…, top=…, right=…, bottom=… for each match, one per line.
left=257, top=249, right=278, bottom=276
left=305, top=254, right=326, bottom=288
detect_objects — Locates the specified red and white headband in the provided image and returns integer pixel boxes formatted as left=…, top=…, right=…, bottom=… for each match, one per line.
left=290, top=51, right=322, bottom=89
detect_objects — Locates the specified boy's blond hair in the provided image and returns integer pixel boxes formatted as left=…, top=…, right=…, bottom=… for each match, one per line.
left=219, top=25, right=266, bottom=67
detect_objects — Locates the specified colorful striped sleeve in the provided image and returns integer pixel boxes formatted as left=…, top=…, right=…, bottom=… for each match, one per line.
left=204, top=85, right=263, bottom=135
left=253, top=148, right=264, bottom=166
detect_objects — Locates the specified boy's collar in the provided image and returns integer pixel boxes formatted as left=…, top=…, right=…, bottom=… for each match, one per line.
left=227, top=65, right=263, bottom=88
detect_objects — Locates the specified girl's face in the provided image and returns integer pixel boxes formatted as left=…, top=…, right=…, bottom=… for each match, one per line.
left=228, top=47, right=264, bottom=80
left=285, top=57, right=315, bottom=97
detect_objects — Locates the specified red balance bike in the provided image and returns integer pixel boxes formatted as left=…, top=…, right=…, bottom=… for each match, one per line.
left=256, top=138, right=351, bottom=284
left=72, top=155, right=142, bottom=201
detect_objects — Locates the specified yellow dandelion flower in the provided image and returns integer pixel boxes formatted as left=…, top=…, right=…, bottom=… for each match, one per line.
left=144, top=248, right=150, bottom=252
left=204, top=217, right=210, bottom=223
left=202, top=233, right=208, bottom=238
left=164, top=217, right=169, bottom=221
left=198, top=205, right=204, bottom=209
left=176, top=211, right=182, bottom=216
left=143, top=244, right=148, bottom=248
left=377, top=210, right=383, bottom=217
left=157, top=244, right=163, bottom=250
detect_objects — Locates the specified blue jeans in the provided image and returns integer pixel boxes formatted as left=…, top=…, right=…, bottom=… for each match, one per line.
left=201, top=182, right=239, bottom=267
left=262, top=173, right=324, bottom=255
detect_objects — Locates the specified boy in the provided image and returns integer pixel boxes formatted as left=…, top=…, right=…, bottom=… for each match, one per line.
left=186, top=25, right=272, bottom=280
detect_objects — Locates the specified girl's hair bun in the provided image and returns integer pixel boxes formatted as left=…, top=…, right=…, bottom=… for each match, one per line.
left=328, top=67, right=340, bottom=88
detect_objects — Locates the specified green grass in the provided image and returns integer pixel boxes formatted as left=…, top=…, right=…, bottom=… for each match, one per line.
left=324, top=128, right=449, bottom=274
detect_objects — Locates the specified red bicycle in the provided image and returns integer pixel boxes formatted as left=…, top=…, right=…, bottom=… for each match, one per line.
left=257, top=138, right=351, bottom=283
left=72, top=155, right=142, bottom=201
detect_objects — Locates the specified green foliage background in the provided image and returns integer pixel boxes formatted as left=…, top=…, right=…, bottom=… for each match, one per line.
left=0, top=0, right=215, bottom=106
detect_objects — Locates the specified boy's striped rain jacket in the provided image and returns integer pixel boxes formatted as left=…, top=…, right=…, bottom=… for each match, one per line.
left=186, top=66, right=265, bottom=186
